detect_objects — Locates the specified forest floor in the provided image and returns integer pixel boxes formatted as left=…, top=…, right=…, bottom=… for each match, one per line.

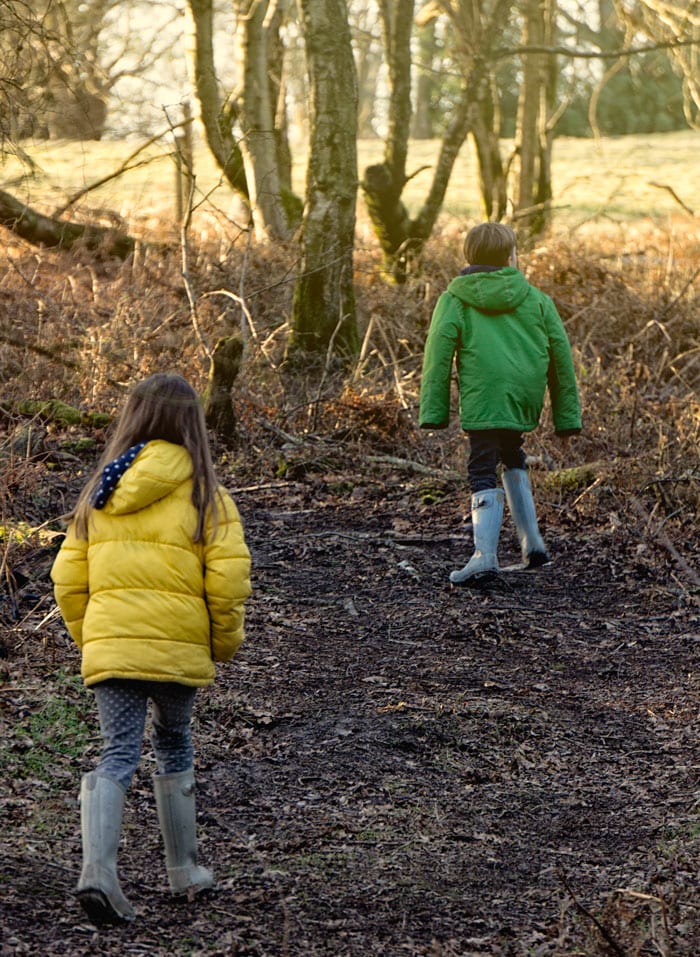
left=2, top=431, right=700, bottom=957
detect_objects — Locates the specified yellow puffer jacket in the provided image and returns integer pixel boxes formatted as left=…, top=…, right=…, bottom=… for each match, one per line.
left=51, top=440, right=251, bottom=687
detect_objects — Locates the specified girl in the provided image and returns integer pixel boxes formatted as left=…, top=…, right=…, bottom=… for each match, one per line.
left=51, top=373, right=251, bottom=926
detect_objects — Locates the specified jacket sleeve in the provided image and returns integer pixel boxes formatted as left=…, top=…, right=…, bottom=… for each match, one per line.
left=542, top=297, right=582, bottom=434
left=419, top=293, right=461, bottom=429
left=204, top=490, right=251, bottom=663
left=50, top=526, right=89, bottom=648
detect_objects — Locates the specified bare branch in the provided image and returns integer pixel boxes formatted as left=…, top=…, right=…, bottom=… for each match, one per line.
left=492, top=36, right=700, bottom=61
left=648, top=181, right=695, bottom=217
left=52, top=118, right=195, bottom=217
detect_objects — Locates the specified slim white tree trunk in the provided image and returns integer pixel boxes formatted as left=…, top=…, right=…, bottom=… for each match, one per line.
left=235, top=0, right=290, bottom=241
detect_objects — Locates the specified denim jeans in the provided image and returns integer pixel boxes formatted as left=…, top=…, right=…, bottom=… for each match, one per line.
left=467, top=429, right=527, bottom=493
left=91, top=679, right=197, bottom=791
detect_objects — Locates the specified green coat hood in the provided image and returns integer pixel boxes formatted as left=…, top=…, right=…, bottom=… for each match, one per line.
left=447, top=267, right=532, bottom=314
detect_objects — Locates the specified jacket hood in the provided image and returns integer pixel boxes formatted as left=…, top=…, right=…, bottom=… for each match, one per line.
left=447, top=266, right=531, bottom=314
left=103, top=440, right=193, bottom=516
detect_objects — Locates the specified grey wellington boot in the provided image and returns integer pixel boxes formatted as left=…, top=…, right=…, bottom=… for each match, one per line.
left=502, top=468, right=551, bottom=568
left=152, top=769, right=214, bottom=896
left=450, top=488, right=504, bottom=585
left=77, top=772, right=135, bottom=925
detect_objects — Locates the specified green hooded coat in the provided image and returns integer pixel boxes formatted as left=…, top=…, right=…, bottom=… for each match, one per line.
left=419, top=267, right=582, bottom=433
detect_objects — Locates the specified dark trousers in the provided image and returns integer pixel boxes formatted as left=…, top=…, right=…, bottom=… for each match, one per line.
left=467, top=429, right=527, bottom=493
left=92, top=678, right=197, bottom=791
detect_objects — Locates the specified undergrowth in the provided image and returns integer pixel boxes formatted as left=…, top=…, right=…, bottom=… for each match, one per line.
left=1, top=214, right=697, bottom=557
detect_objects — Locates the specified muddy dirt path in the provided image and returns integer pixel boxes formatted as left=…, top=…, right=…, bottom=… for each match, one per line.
left=2, top=473, right=699, bottom=956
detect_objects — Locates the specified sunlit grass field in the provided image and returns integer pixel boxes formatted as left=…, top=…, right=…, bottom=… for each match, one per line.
left=1, top=129, right=699, bottom=237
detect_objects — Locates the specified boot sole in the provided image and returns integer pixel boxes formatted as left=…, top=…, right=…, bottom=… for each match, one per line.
left=450, top=570, right=498, bottom=589
left=525, top=551, right=552, bottom=569
left=77, top=888, right=133, bottom=926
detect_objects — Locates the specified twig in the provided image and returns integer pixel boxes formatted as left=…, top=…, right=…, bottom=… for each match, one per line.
left=648, top=181, right=695, bottom=217
left=406, top=164, right=431, bottom=183
left=201, top=289, right=258, bottom=341
left=631, top=266, right=700, bottom=342
left=569, top=476, right=604, bottom=510
left=351, top=314, right=376, bottom=383
left=375, top=320, right=409, bottom=409
left=255, top=416, right=304, bottom=446
left=229, top=481, right=297, bottom=494
left=629, top=496, right=700, bottom=589
left=179, top=178, right=212, bottom=364
left=52, top=118, right=194, bottom=218
left=308, top=307, right=351, bottom=432
left=239, top=223, right=253, bottom=369
left=559, top=870, right=628, bottom=957
left=366, top=454, right=463, bottom=481
left=34, top=604, right=62, bottom=631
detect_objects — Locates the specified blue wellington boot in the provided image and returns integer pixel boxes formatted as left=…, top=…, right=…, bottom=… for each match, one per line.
left=77, top=772, right=135, bottom=925
left=152, top=769, right=214, bottom=896
left=450, top=488, right=504, bottom=586
left=502, top=468, right=551, bottom=568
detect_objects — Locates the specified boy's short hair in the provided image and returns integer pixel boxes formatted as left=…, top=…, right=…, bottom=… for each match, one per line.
left=464, top=222, right=516, bottom=266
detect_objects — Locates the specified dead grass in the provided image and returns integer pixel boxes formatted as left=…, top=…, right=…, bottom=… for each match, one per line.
left=4, top=129, right=700, bottom=230
left=1, top=215, right=698, bottom=504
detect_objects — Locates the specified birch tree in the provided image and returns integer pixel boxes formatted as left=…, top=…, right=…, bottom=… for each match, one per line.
left=288, top=0, right=359, bottom=356
left=234, top=0, right=292, bottom=240
left=186, top=0, right=299, bottom=236
left=510, top=0, right=558, bottom=236
left=185, top=0, right=249, bottom=199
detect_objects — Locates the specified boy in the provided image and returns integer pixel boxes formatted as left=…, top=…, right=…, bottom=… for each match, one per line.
left=419, top=222, right=581, bottom=585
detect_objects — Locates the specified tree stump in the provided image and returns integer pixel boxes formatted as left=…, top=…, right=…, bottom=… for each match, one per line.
left=203, top=336, right=243, bottom=438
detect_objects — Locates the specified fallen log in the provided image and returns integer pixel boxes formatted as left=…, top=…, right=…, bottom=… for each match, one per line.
left=0, top=399, right=111, bottom=429
left=0, top=188, right=135, bottom=259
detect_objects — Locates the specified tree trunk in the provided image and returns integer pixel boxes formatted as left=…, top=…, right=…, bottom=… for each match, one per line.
left=362, top=0, right=514, bottom=280
left=510, top=0, right=559, bottom=237
left=512, top=0, right=558, bottom=238
left=512, top=0, right=542, bottom=229
left=360, top=0, right=414, bottom=280
left=408, top=85, right=473, bottom=246
left=353, top=1, right=384, bottom=138
left=266, top=1, right=304, bottom=228
left=410, top=19, right=437, bottom=139
left=0, top=188, right=134, bottom=258
left=267, top=2, right=292, bottom=191
left=185, top=0, right=249, bottom=201
left=536, top=0, right=557, bottom=232
left=42, top=0, right=109, bottom=141
left=234, top=0, right=291, bottom=241
left=470, top=73, right=508, bottom=221
left=288, top=0, right=359, bottom=357
left=203, top=336, right=243, bottom=437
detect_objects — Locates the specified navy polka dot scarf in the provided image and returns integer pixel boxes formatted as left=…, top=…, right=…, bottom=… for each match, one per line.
left=92, top=442, right=147, bottom=509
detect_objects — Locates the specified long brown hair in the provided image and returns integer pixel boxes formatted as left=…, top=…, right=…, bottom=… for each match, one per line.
left=72, top=374, right=223, bottom=542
